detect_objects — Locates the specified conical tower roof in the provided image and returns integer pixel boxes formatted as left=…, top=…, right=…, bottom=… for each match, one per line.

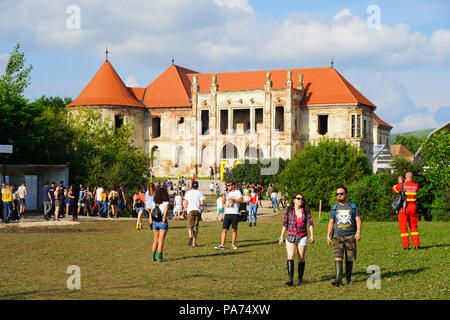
left=143, top=64, right=198, bottom=108
left=68, top=61, right=143, bottom=108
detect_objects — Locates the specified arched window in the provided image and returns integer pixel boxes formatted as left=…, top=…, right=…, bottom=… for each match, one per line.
left=151, top=146, right=160, bottom=167
left=221, top=142, right=239, bottom=159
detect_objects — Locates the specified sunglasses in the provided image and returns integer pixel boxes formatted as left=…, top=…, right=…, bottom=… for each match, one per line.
left=295, top=197, right=304, bottom=200
left=336, top=192, right=345, bottom=196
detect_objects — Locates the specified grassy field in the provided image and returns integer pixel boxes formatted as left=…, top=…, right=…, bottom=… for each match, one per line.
left=0, top=213, right=448, bottom=300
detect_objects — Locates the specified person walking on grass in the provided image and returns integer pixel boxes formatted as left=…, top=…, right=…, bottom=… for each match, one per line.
left=279, top=193, right=314, bottom=286
left=183, top=180, right=205, bottom=247
left=326, top=186, right=361, bottom=287
left=214, top=181, right=243, bottom=250
left=248, top=186, right=258, bottom=227
left=150, top=187, right=170, bottom=262
left=133, top=187, right=146, bottom=229
left=174, top=191, right=183, bottom=221
left=145, top=183, right=155, bottom=224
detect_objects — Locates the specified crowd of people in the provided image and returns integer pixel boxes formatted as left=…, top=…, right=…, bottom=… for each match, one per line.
left=0, top=181, right=28, bottom=223
left=1, top=170, right=422, bottom=288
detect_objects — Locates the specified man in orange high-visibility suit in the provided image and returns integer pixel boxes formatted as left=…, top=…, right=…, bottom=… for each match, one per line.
left=392, top=172, right=420, bottom=250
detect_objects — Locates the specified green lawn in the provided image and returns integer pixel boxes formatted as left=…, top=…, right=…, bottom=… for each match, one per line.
left=0, top=214, right=448, bottom=300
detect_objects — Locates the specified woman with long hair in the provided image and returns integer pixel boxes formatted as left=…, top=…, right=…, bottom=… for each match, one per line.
left=145, top=183, right=155, bottom=225
left=278, top=193, right=315, bottom=286
left=108, top=185, right=120, bottom=219
left=149, top=187, right=170, bottom=262
left=133, top=187, right=146, bottom=229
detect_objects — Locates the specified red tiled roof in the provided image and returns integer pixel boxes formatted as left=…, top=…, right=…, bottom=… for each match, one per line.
left=68, top=61, right=143, bottom=108
left=373, top=112, right=393, bottom=128
left=186, top=67, right=376, bottom=108
left=391, top=144, right=414, bottom=162
left=143, top=65, right=199, bottom=108
left=127, top=87, right=146, bottom=101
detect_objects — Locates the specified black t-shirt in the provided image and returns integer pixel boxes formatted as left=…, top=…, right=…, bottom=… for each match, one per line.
left=57, top=186, right=66, bottom=200
left=49, top=187, right=55, bottom=200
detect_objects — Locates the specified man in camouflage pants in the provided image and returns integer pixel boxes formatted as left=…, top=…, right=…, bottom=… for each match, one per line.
left=327, top=186, right=362, bottom=286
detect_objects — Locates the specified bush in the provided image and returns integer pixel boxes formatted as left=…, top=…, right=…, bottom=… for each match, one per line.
left=329, top=171, right=398, bottom=221
left=278, top=139, right=371, bottom=210
left=430, top=187, right=450, bottom=221
left=225, top=158, right=289, bottom=188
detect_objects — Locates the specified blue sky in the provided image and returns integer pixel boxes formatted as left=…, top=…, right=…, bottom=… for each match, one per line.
left=0, top=0, right=449, bottom=132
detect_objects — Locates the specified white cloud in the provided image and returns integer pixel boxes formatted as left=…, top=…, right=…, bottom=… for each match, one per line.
left=1, top=1, right=448, bottom=130
left=214, top=0, right=253, bottom=13
left=392, top=113, right=440, bottom=132
left=125, top=75, right=139, bottom=87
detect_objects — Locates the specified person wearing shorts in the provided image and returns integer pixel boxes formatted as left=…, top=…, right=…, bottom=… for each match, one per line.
left=278, top=193, right=314, bottom=286
left=149, top=187, right=170, bottom=262
left=214, top=181, right=243, bottom=250
left=17, top=181, right=27, bottom=219
left=174, top=191, right=183, bottom=221
left=133, top=187, right=146, bottom=229
left=326, top=186, right=362, bottom=286
left=216, top=195, right=224, bottom=221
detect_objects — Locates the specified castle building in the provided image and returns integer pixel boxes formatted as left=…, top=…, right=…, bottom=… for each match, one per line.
left=68, top=57, right=392, bottom=177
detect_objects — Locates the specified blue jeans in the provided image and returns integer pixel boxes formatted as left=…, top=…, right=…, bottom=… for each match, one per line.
left=3, top=202, right=13, bottom=221
left=248, top=203, right=258, bottom=224
left=101, top=201, right=108, bottom=216
left=272, top=198, right=277, bottom=211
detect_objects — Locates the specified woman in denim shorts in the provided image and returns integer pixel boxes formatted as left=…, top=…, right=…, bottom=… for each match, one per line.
left=150, top=187, right=170, bottom=262
left=278, top=193, right=315, bottom=286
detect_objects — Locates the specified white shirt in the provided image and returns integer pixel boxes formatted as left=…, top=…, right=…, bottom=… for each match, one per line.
left=18, top=185, right=26, bottom=199
left=151, top=201, right=169, bottom=217
left=95, top=188, right=103, bottom=201
left=145, top=192, right=154, bottom=210
left=184, top=189, right=205, bottom=213
left=224, top=189, right=243, bottom=215
left=175, top=195, right=183, bottom=206
left=216, top=197, right=223, bottom=209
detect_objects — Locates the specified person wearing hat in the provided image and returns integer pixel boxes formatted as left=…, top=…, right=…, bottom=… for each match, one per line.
left=182, top=180, right=205, bottom=247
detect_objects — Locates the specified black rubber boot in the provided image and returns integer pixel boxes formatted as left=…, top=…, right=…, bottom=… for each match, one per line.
left=297, top=262, right=305, bottom=285
left=345, top=260, right=353, bottom=285
left=285, top=260, right=294, bottom=286
left=331, top=260, right=343, bottom=287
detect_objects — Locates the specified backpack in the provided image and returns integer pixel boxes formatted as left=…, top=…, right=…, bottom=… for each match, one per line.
left=331, top=203, right=357, bottom=218
left=151, top=204, right=163, bottom=222
left=392, top=182, right=406, bottom=213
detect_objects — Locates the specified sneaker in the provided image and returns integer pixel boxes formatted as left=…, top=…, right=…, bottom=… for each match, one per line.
left=188, top=237, right=193, bottom=246
left=231, top=245, right=238, bottom=250
left=214, top=245, right=225, bottom=250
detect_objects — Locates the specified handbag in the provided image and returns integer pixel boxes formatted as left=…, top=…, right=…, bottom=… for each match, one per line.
left=392, top=182, right=406, bottom=213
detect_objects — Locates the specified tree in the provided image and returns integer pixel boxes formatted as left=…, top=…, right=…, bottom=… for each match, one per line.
left=0, top=43, right=32, bottom=102
left=225, top=158, right=289, bottom=187
left=278, top=139, right=371, bottom=209
left=391, top=135, right=426, bottom=154
left=420, top=129, right=450, bottom=189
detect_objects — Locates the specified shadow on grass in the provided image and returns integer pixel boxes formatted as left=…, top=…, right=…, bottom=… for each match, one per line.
left=238, top=241, right=278, bottom=248
left=319, top=267, right=429, bottom=284
left=0, top=289, right=60, bottom=299
left=172, top=250, right=250, bottom=261
left=418, top=244, right=450, bottom=250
